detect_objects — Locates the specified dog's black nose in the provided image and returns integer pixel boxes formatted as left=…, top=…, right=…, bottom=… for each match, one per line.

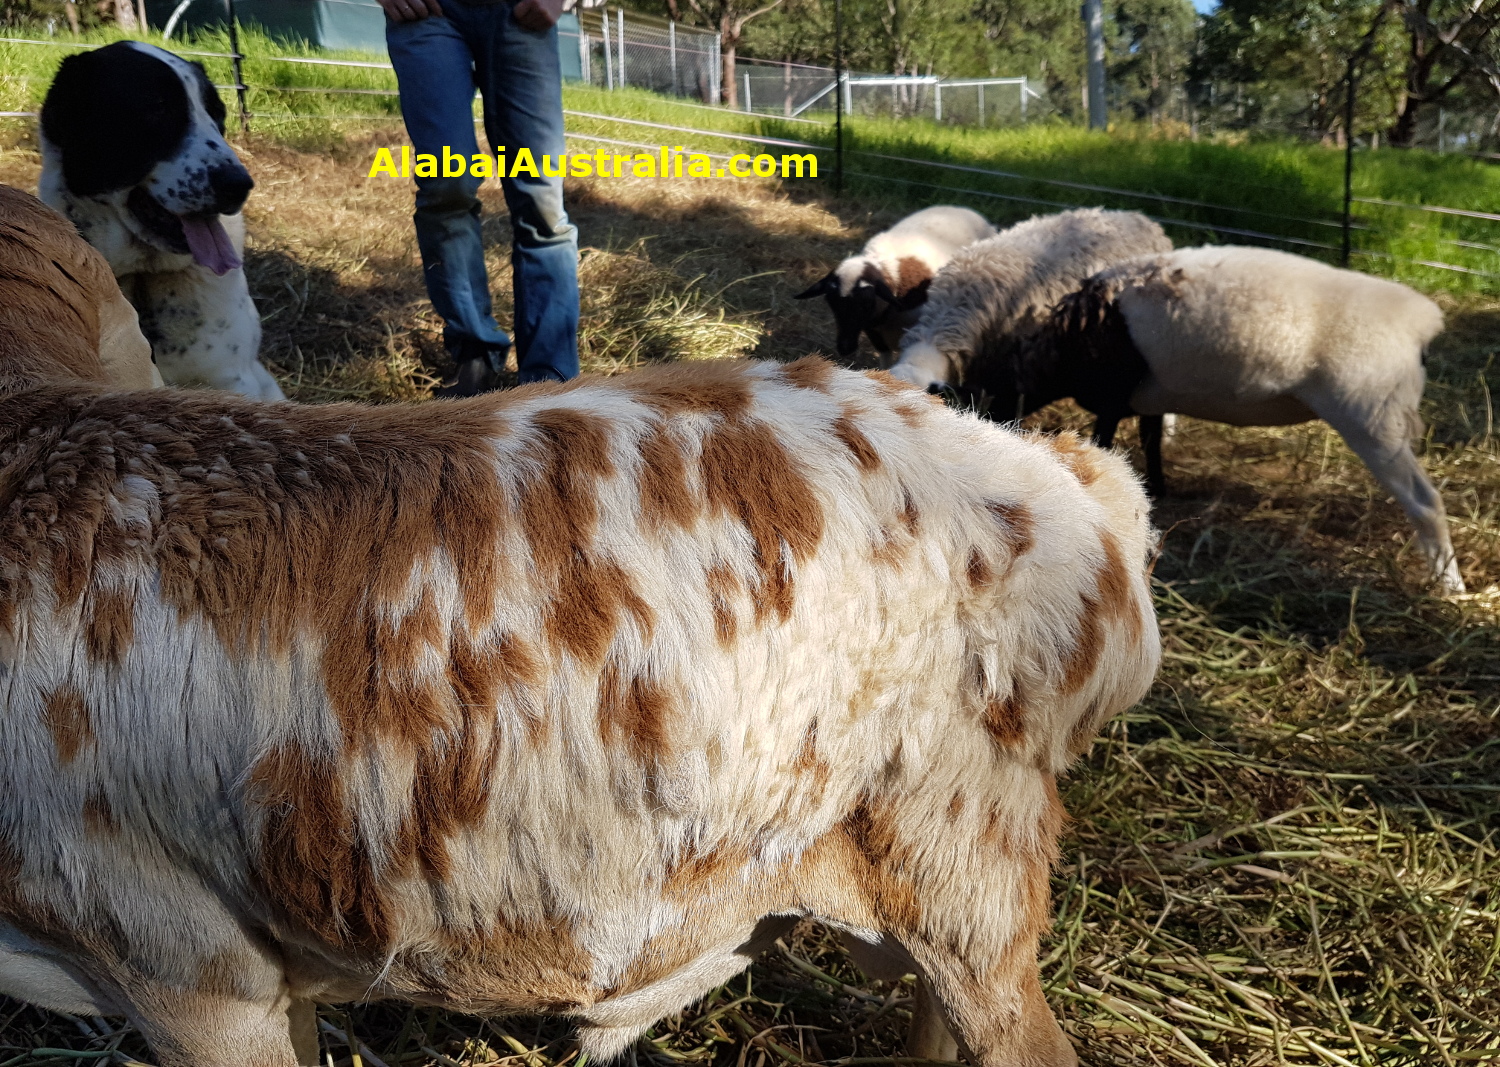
left=208, top=163, right=254, bottom=215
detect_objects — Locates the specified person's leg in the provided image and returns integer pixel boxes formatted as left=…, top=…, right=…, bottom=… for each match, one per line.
left=386, top=11, right=511, bottom=391
left=467, top=4, right=580, bottom=383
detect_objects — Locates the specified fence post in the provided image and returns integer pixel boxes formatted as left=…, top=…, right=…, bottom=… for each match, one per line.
left=601, top=9, right=613, bottom=89
left=712, top=32, right=721, bottom=104
left=579, top=26, right=590, bottom=85
left=1020, top=77, right=1026, bottom=122
left=225, top=0, right=248, bottom=133
left=978, top=81, right=984, bottom=126
left=617, top=8, right=625, bottom=89
left=934, top=82, right=941, bottom=121
left=669, top=21, right=677, bottom=95
left=744, top=72, right=752, bottom=112
left=1082, top=0, right=1107, bottom=129
left=834, top=0, right=843, bottom=193
left=1342, top=56, right=1355, bottom=267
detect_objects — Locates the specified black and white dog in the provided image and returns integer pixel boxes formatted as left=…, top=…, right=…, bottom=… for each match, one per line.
left=40, top=41, right=284, bottom=399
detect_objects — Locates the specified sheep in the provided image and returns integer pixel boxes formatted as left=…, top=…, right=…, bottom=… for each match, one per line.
left=888, top=208, right=1173, bottom=397
left=1005, top=245, right=1465, bottom=594
left=0, top=182, right=1161, bottom=1067
left=795, top=205, right=996, bottom=357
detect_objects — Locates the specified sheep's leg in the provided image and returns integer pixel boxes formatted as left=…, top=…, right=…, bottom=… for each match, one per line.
left=1314, top=409, right=1465, bottom=594
left=1090, top=414, right=1121, bottom=449
left=1138, top=414, right=1167, bottom=498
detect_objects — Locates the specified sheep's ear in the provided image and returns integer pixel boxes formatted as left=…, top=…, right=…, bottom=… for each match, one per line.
left=795, top=274, right=836, bottom=299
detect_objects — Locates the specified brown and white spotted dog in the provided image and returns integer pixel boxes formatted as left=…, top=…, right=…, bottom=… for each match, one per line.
left=0, top=184, right=1160, bottom=1067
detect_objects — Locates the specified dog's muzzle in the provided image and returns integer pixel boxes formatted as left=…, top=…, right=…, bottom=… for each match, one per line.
left=208, top=162, right=254, bottom=216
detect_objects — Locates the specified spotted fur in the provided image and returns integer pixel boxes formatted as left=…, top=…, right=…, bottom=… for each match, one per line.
left=0, top=190, right=1160, bottom=1067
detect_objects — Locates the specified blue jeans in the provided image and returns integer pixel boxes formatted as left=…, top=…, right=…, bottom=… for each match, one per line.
left=387, top=2, right=580, bottom=383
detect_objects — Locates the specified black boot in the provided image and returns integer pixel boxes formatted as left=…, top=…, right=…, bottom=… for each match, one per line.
left=437, top=340, right=509, bottom=398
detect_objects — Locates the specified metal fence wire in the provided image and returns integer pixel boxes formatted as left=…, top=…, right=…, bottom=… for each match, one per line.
left=565, top=10, right=721, bottom=105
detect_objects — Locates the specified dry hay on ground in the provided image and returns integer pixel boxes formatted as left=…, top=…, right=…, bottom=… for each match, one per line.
left=0, top=134, right=1498, bottom=1067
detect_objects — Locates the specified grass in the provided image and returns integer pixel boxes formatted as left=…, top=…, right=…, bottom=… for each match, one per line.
left=1, top=31, right=1499, bottom=1067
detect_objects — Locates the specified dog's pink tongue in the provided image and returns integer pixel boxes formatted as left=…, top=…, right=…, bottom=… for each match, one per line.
left=180, top=216, right=241, bottom=276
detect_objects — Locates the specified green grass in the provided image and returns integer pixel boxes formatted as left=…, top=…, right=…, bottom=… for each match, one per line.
left=5, top=27, right=1498, bottom=291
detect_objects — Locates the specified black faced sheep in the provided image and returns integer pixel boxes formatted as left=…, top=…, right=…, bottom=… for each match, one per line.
left=997, top=245, right=1466, bottom=594
left=796, top=205, right=996, bottom=357
left=887, top=208, right=1173, bottom=396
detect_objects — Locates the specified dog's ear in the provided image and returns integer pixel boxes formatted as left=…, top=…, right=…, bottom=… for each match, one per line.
left=189, top=60, right=228, bottom=134
left=42, top=44, right=192, bottom=197
left=794, top=273, right=836, bottom=299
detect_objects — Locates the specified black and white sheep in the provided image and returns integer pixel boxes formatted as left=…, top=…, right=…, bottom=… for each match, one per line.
left=795, top=204, right=995, bottom=357
left=986, top=245, right=1466, bottom=594
left=888, top=207, right=1173, bottom=395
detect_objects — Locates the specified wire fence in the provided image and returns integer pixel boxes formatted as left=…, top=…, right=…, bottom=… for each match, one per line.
left=1, top=31, right=1497, bottom=287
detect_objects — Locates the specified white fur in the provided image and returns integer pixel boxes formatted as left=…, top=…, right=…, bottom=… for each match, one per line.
left=0, top=357, right=1160, bottom=1067
left=1093, top=245, right=1464, bottom=593
left=833, top=205, right=997, bottom=297
left=889, top=208, right=1172, bottom=384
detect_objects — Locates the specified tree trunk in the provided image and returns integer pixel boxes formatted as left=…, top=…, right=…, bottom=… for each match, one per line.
left=113, top=0, right=139, bottom=30
left=64, top=0, right=80, bottom=33
left=721, top=14, right=737, bottom=108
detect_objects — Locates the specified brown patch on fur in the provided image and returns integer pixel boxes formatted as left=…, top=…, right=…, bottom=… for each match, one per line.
left=628, top=361, right=754, bottom=420
left=544, top=555, right=655, bottom=665
left=639, top=423, right=700, bottom=536
left=866, top=370, right=918, bottom=397
left=966, top=547, right=993, bottom=588
left=871, top=525, right=908, bottom=568
left=1061, top=531, right=1143, bottom=696
left=82, top=791, right=118, bottom=837
left=986, top=500, right=1036, bottom=558
left=898, top=487, right=920, bottom=535
left=41, top=684, right=93, bottom=765
left=664, top=840, right=752, bottom=897
left=247, top=743, right=392, bottom=948
left=1042, top=432, right=1103, bottom=487
left=391, top=913, right=595, bottom=1014
left=598, top=660, right=673, bottom=765
left=84, top=587, right=135, bottom=666
left=832, top=408, right=881, bottom=472
left=1095, top=530, right=1143, bottom=645
left=839, top=798, right=922, bottom=930
left=894, top=256, right=933, bottom=298
left=705, top=563, right=741, bottom=646
left=781, top=356, right=836, bottom=393
left=793, top=718, right=820, bottom=771
left=699, top=415, right=825, bottom=625
left=982, top=691, right=1027, bottom=750
left=0, top=186, right=115, bottom=391
left=1059, top=608, right=1105, bottom=697
left=946, top=793, right=964, bottom=820
left=519, top=406, right=615, bottom=576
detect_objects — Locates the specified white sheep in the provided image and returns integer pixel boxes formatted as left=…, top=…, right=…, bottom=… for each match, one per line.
left=795, top=204, right=996, bottom=357
left=1022, top=245, right=1465, bottom=594
left=890, top=208, right=1173, bottom=401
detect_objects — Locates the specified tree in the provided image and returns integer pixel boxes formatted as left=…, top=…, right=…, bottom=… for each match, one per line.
left=1388, top=0, right=1500, bottom=145
left=680, top=0, right=790, bottom=106
left=1112, top=0, right=1197, bottom=123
